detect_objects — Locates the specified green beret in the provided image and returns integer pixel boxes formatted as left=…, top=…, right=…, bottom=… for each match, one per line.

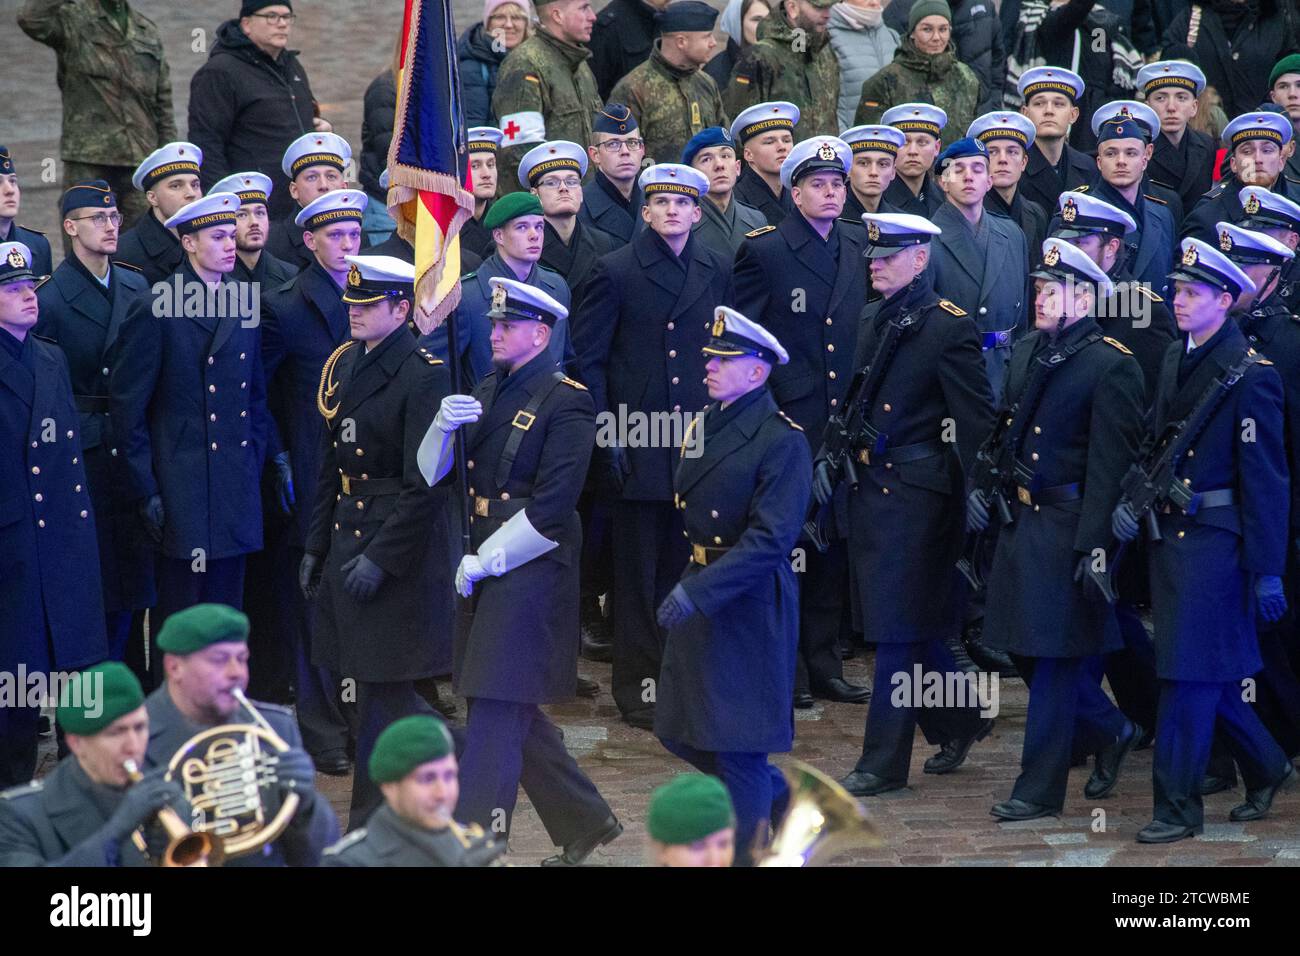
left=369, top=715, right=455, bottom=784
left=1271, top=55, right=1300, bottom=88
left=57, top=662, right=145, bottom=736
left=482, top=192, right=543, bottom=231
left=646, top=773, right=736, bottom=845
left=156, top=603, right=249, bottom=654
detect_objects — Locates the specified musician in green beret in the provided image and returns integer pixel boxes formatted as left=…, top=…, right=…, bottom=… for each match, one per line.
left=645, top=773, right=737, bottom=867
left=0, top=663, right=187, bottom=866
left=322, top=716, right=503, bottom=867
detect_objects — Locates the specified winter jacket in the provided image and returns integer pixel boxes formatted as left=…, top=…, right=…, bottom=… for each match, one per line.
left=885, top=0, right=1006, bottom=114
left=724, top=8, right=841, bottom=139
left=458, top=22, right=509, bottom=128
left=360, top=70, right=395, bottom=200
left=853, top=35, right=982, bottom=146
left=187, top=20, right=318, bottom=219
left=828, top=5, right=900, bottom=130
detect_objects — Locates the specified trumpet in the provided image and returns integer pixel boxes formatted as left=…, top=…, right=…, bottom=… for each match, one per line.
left=758, top=760, right=883, bottom=867
left=123, top=759, right=224, bottom=867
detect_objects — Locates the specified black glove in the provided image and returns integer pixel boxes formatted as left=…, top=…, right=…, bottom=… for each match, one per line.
left=1073, top=554, right=1106, bottom=602
left=1256, top=574, right=1288, bottom=624
left=966, top=489, right=990, bottom=533
left=1111, top=501, right=1140, bottom=543
left=298, top=553, right=322, bottom=600
left=341, top=554, right=385, bottom=603
left=138, top=494, right=164, bottom=545
left=656, top=583, right=697, bottom=630
left=273, top=451, right=295, bottom=516
left=598, top=446, right=627, bottom=497
left=275, top=748, right=318, bottom=795
left=104, top=766, right=183, bottom=843
left=812, top=460, right=835, bottom=507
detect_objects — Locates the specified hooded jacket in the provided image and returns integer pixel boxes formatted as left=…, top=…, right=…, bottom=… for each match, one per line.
left=187, top=19, right=319, bottom=219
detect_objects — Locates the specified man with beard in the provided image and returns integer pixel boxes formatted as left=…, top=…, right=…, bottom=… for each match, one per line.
left=729, top=102, right=798, bottom=225
left=212, top=172, right=296, bottom=288
left=1183, top=111, right=1300, bottom=244
left=461, top=129, right=504, bottom=260
left=684, top=127, right=767, bottom=255
left=723, top=0, right=839, bottom=138
left=969, top=111, right=1049, bottom=257
left=828, top=212, right=996, bottom=797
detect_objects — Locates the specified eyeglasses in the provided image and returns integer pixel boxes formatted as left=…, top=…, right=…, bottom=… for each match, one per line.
left=250, top=12, right=296, bottom=24
left=537, top=177, right=582, bottom=190
left=597, top=138, right=645, bottom=154
left=488, top=12, right=529, bottom=22
left=70, top=212, right=122, bottom=227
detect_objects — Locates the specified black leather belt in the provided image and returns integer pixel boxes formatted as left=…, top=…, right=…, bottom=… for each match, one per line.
left=339, top=475, right=403, bottom=496
left=471, top=495, right=531, bottom=518
left=855, top=438, right=946, bottom=467
left=1015, top=482, right=1081, bottom=507
left=690, top=543, right=730, bottom=566
left=75, top=395, right=109, bottom=413
left=1158, top=487, right=1235, bottom=514
left=980, top=329, right=1016, bottom=350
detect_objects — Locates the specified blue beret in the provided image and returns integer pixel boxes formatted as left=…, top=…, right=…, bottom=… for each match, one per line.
left=681, top=126, right=736, bottom=166
left=594, top=103, right=638, bottom=136
left=656, top=0, right=718, bottom=32
left=937, top=136, right=988, bottom=170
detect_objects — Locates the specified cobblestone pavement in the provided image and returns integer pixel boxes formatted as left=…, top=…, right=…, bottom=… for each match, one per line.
left=11, top=3, right=1300, bottom=866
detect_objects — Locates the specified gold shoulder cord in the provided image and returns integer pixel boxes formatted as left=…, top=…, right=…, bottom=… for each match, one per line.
left=317, top=341, right=357, bottom=422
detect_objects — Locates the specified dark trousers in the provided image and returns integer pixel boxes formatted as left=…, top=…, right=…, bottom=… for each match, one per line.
left=1206, top=624, right=1300, bottom=783
left=855, top=639, right=986, bottom=783
left=660, top=738, right=790, bottom=867
left=578, top=493, right=613, bottom=617
left=0, top=704, right=41, bottom=789
left=153, top=556, right=246, bottom=681
left=286, top=546, right=352, bottom=761
left=796, top=538, right=848, bottom=694
left=457, top=697, right=612, bottom=847
left=1012, top=656, right=1127, bottom=809
left=1100, top=602, right=1159, bottom=731
left=349, top=680, right=437, bottom=828
left=105, top=610, right=133, bottom=663
left=610, top=500, right=688, bottom=719
left=1152, top=679, right=1289, bottom=829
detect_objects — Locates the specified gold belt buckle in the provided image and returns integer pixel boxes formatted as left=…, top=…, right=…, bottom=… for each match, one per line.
left=1017, top=486, right=1032, bottom=506
left=341, top=474, right=352, bottom=495
left=512, top=410, right=536, bottom=431
left=857, top=448, right=871, bottom=466
left=691, top=543, right=708, bottom=566
left=474, top=497, right=489, bottom=517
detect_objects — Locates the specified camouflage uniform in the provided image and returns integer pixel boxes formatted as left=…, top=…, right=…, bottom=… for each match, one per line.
left=852, top=37, right=981, bottom=149
left=19, top=0, right=175, bottom=226
left=610, top=43, right=728, bottom=166
left=491, top=28, right=603, bottom=195
left=722, top=7, right=840, bottom=140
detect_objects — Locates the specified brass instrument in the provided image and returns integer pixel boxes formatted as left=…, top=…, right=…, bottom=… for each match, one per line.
left=160, top=687, right=301, bottom=860
left=123, top=759, right=223, bottom=867
left=758, top=760, right=883, bottom=867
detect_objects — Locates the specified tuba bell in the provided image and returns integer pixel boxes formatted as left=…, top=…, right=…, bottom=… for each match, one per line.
left=123, top=759, right=224, bottom=867
left=757, top=760, right=883, bottom=867
left=160, top=687, right=301, bottom=860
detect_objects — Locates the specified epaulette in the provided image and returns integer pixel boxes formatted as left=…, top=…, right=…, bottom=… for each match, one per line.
left=745, top=225, right=776, bottom=238
left=112, top=260, right=143, bottom=273
left=777, top=410, right=804, bottom=431
left=1135, top=286, right=1163, bottom=303
left=1071, top=185, right=1089, bottom=193
left=0, top=781, right=43, bottom=800
left=1102, top=336, right=1133, bottom=355
left=18, top=224, right=45, bottom=235
left=938, top=299, right=966, bottom=316
left=417, top=347, right=444, bottom=366
left=1143, top=193, right=1167, bottom=205
left=560, top=376, right=587, bottom=390
left=322, top=829, right=368, bottom=855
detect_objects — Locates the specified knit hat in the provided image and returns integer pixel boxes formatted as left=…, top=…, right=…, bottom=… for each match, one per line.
left=241, top=1, right=291, bottom=17
left=485, top=0, right=533, bottom=24
left=57, top=663, right=145, bottom=737
left=908, top=0, right=951, bottom=32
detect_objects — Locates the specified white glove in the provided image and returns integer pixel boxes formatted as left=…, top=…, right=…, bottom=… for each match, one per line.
left=418, top=395, right=482, bottom=486
left=455, top=555, right=489, bottom=597
left=453, top=511, right=558, bottom=597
